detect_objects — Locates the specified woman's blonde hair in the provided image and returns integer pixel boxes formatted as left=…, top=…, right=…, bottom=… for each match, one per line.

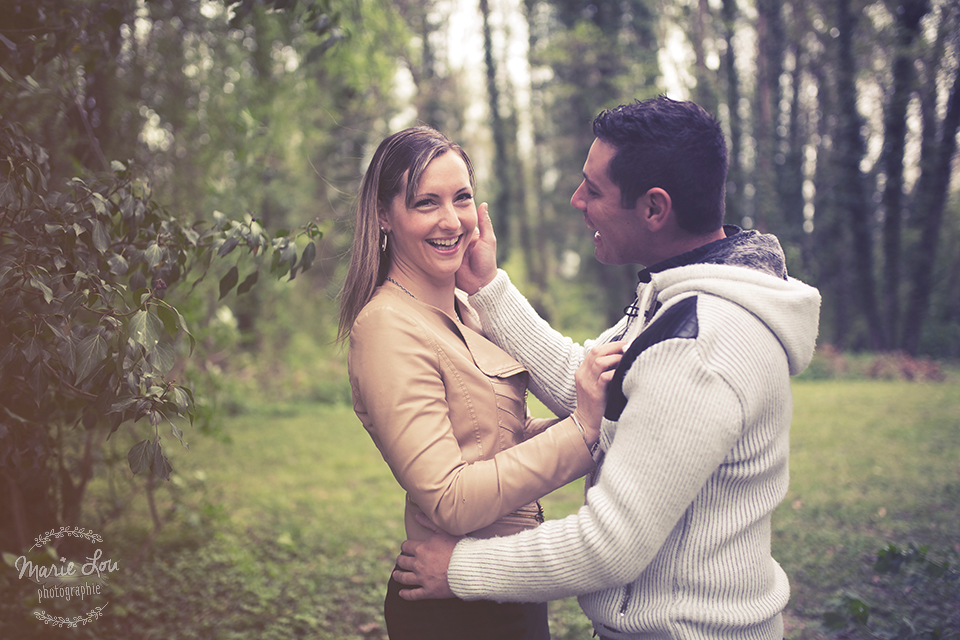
left=337, top=126, right=475, bottom=342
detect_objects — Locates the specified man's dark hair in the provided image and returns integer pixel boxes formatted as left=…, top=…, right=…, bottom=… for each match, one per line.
left=592, top=96, right=728, bottom=235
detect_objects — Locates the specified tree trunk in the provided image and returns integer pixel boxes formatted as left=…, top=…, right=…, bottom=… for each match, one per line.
left=901, top=54, right=960, bottom=354
left=519, top=0, right=550, bottom=317
left=722, top=0, right=744, bottom=225
left=835, top=0, right=886, bottom=349
left=881, top=0, right=928, bottom=350
left=779, top=40, right=805, bottom=247
left=480, top=0, right=513, bottom=262
left=691, top=0, right=719, bottom=116
left=752, top=0, right=785, bottom=232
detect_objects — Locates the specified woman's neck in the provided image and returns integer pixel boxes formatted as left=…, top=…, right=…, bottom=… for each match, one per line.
left=384, top=270, right=457, bottom=317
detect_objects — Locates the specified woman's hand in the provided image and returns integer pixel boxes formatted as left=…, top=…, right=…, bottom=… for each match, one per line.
left=573, top=341, right=625, bottom=447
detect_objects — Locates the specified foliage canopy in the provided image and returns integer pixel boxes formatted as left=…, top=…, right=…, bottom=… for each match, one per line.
left=0, top=0, right=330, bottom=553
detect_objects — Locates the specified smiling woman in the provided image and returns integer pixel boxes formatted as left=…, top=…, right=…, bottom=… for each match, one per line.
left=377, top=151, right=477, bottom=311
left=334, top=126, right=612, bottom=640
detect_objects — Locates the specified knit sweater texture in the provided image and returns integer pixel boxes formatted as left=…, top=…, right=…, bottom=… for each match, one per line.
left=448, top=228, right=822, bottom=640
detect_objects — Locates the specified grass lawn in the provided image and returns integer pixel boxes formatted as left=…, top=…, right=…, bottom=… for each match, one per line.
left=3, top=378, right=958, bottom=639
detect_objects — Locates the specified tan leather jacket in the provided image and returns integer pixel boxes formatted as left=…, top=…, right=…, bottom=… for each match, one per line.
left=348, top=284, right=595, bottom=541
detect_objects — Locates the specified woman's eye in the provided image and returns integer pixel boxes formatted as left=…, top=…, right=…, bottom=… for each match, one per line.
left=414, top=199, right=434, bottom=208
left=456, top=192, right=473, bottom=202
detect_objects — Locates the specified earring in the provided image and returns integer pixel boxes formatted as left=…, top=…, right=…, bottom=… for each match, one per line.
left=379, top=228, right=388, bottom=253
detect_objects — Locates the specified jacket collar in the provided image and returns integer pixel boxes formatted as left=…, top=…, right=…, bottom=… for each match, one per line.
left=377, top=285, right=526, bottom=378
left=637, top=224, right=788, bottom=284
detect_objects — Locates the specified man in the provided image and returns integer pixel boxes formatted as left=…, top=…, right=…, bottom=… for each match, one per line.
left=393, top=96, right=821, bottom=639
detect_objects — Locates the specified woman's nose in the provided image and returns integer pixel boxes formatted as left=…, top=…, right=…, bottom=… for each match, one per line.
left=437, top=203, right=459, bottom=229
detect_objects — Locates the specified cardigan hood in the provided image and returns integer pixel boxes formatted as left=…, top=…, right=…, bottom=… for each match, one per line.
left=635, top=227, right=821, bottom=376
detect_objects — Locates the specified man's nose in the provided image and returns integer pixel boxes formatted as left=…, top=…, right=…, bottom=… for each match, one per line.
left=570, top=182, right=586, bottom=210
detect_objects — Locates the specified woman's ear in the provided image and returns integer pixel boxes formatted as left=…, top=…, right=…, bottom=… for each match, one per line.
left=377, top=206, right=390, bottom=232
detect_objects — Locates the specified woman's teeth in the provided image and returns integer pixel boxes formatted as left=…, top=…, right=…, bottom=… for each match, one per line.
left=427, top=235, right=461, bottom=249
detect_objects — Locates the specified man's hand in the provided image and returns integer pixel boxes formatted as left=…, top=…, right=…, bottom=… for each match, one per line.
left=457, top=202, right=498, bottom=295
left=393, top=513, right=461, bottom=601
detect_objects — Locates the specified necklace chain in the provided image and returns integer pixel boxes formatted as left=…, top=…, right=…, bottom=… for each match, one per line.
left=385, top=276, right=417, bottom=300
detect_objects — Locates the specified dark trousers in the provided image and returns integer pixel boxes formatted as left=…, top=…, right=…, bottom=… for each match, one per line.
left=384, top=574, right=549, bottom=640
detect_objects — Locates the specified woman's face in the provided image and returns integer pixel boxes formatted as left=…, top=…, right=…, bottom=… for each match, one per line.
left=379, top=151, right=477, bottom=288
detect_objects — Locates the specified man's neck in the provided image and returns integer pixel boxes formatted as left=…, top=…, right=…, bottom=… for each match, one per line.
left=639, top=225, right=741, bottom=282
left=649, top=227, right=728, bottom=267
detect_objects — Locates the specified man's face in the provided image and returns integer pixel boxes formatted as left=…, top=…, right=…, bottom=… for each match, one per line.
left=570, top=139, right=647, bottom=266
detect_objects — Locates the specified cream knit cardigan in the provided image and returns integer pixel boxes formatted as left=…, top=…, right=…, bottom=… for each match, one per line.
left=448, top=257, right=821, bottom=640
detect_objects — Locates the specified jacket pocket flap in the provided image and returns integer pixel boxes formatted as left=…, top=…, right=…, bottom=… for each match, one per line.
left=458, top=324, right=527, bottom=377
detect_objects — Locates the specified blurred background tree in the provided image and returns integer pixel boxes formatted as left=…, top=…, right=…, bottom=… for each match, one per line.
left=2, top=0, right=959, bottom=552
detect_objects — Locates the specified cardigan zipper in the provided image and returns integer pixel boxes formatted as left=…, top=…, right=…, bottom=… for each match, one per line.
left=618, top=582, right=633, bottom=616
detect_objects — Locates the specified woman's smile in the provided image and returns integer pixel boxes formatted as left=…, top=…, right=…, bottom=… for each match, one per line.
left=427, top=234, right=463, bottom=251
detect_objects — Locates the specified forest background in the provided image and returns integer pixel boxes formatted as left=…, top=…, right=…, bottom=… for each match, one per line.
left=1, top=0, right=958, bottom=638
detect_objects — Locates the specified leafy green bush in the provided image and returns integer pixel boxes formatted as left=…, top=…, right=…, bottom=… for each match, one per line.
left=0, top=121, right=320, bottom=554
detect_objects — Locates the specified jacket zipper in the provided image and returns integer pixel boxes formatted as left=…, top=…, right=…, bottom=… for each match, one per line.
left=510, top=501, right=544, bottom=523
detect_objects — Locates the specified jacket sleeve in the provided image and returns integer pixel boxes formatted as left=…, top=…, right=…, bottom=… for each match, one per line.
left=469, top=270, right=629, bottom=417
left=349, top=305, right=594, bottom=536
left=447, top=337, right=746, bottom=601
left=521, top=414, right=562, bottom=438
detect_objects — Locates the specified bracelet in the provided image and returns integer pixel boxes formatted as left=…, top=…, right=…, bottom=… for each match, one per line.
left=571, top=412, right=595, bottom=452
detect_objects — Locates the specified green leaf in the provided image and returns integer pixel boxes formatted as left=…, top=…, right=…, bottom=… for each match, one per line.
left=236, top=270, right=258, bottom=295
left=174, top=309, right=196, bottom=354
left=172, top=387, right=191, bottom=414
left=57, top=334, right=76, bottom=374
left=144, top=242, right=163, bottom=269
left=61, top=291, right=85, bottom=316
left=29, top=277, right=53, bottom=303
left=183, top=227, right=200, bottom=246
left=129, top=309, right=163, bottom=348
left=156, top=304, right=179, bottom=337
left=110, top=396, right=138, bottom=413
left=146, top=340, right=176, bottom=375
left=217, top=236, right=240, bottom=257
left=280, top=241, right=297, bottom=265
left=169, top=421, right=188, bottom=449
left=91, top=219, right=110, bottom=254
left=107, top=252, right=129, bottom=276
left=219, top=266, right=239, bottom=300
left=75, top=332, right=109, bottom=382
left=298, top=240, right=317, bottom=273
left=152, top=440, right=172, bottom=481
left=110, top=160, right=127, bottom=173
left=127, top=439, right=153, bottom=475
left=22, top=336, right=41, bottom=364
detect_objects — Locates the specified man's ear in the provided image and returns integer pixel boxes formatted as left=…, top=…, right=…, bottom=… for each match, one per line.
left=641, top=188, right=673, bottom=232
